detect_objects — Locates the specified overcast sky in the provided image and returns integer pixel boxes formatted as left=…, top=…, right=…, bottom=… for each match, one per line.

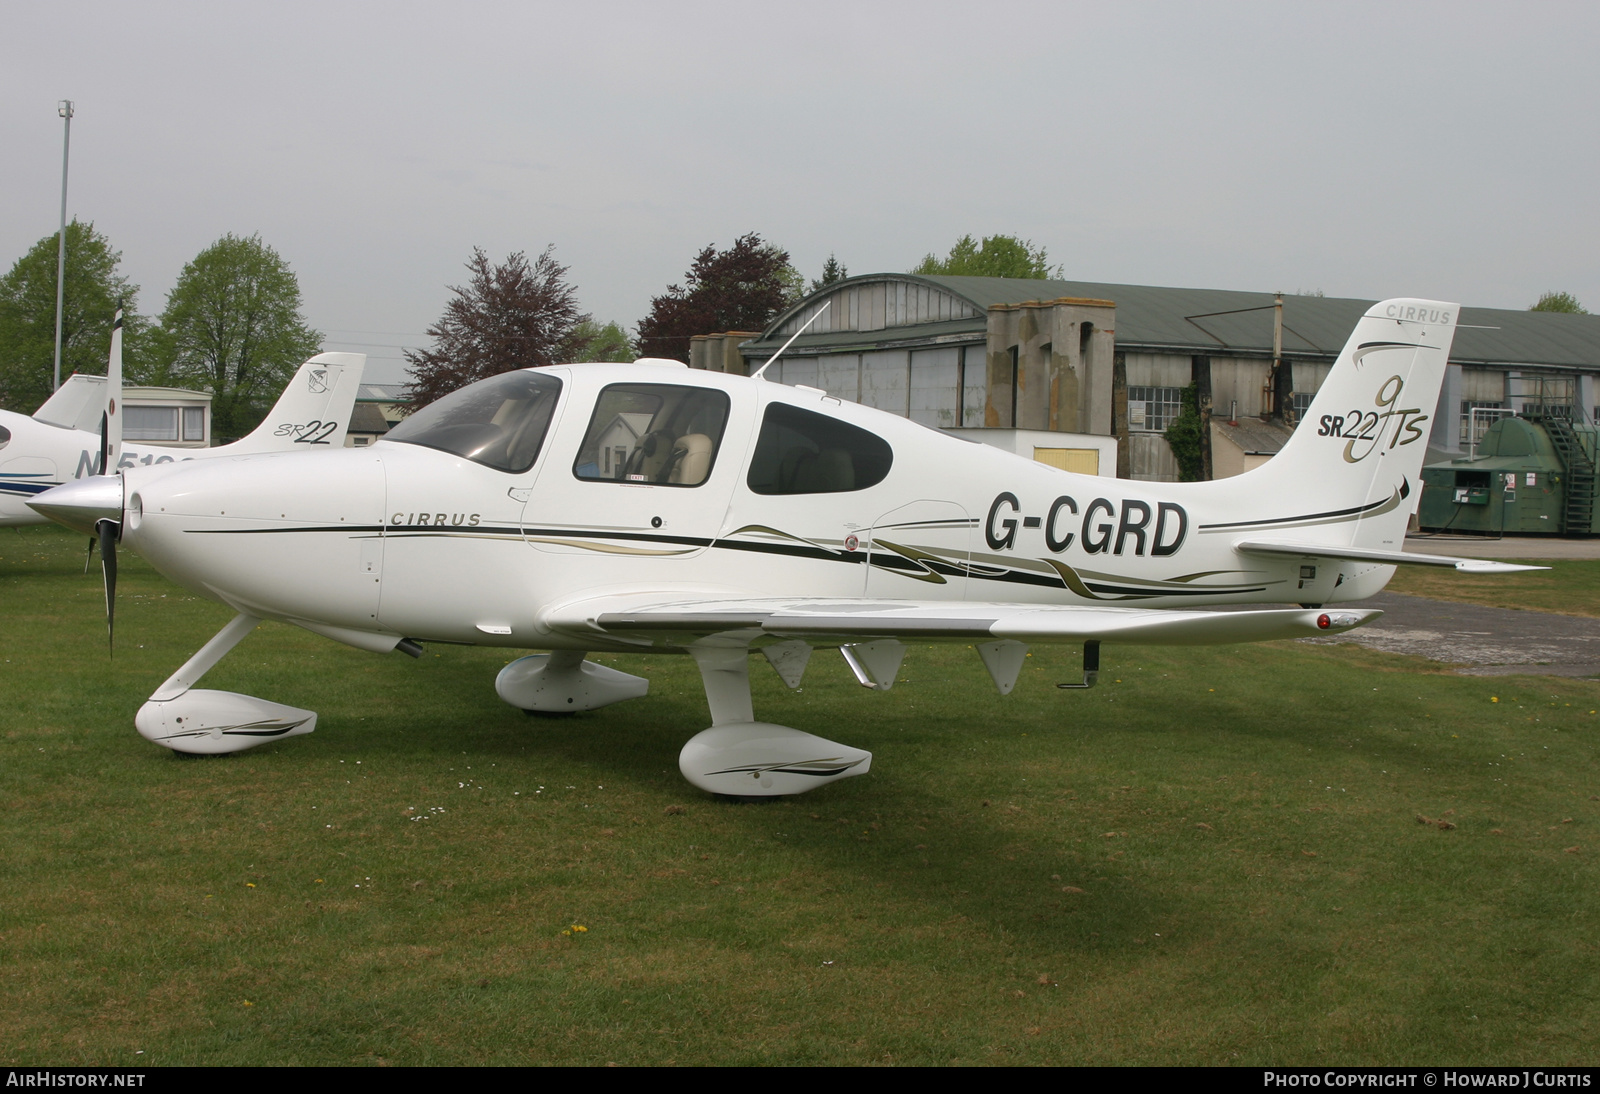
left=4, top=1, right=1597, bottom=383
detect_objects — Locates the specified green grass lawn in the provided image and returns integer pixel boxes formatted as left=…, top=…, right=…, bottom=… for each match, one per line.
left=3, top=524, right=1598, bottom=1065
left=1387, top=558, right=1600, bottom=618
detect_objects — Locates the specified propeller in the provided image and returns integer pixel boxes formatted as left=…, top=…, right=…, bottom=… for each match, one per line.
left=95, top=517, right=119, bottom=655
left=102, top=304, right=123, bottom=474
left=84, top=307, right=126, bottom=645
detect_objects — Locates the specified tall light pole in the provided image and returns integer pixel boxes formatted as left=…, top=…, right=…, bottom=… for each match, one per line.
left=52, top=99, right=74, bottom=393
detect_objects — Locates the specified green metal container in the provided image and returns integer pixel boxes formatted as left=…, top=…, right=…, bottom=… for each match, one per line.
left=1418, top=417, right=1599, bottom=536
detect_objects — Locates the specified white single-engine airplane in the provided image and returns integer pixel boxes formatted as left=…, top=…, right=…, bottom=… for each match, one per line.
left=31, top=298, right=1539, bottom=796
left=1, top=316, right=366, bottom=526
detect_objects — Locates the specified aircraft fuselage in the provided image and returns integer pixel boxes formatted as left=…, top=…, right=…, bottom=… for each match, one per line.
left=117, top=362, right=1391, bottom=651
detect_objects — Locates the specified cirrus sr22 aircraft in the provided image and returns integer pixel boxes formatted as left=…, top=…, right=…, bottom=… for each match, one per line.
left=31, top=298, right=1538, bottom=797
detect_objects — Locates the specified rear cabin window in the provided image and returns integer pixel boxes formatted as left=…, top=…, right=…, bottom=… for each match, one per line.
left=573, top=384, right=730, bottom=487
left=746, top=402, right=893, bottom=495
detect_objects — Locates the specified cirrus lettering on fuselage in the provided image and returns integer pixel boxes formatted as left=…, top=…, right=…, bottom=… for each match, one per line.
left=390, top=512, right=482, bottom=527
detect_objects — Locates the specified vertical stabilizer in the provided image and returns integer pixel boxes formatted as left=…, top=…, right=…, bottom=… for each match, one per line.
left=222, top=352, right=367, bottom=454
left=32, top=374, right=107, bottom=433
left=1212, top=298, right=1457, bottom=552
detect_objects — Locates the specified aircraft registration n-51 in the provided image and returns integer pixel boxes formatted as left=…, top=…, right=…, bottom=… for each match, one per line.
left=31, top=298, right=1539, bottom=797
left=1, top=314, right=365, bottom=527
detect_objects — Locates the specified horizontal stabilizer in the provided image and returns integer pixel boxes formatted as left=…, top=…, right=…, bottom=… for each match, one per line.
left=1235, top=539, right=1548, bottom=574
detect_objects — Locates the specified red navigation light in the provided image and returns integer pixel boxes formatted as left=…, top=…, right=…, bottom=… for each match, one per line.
left=1317, top=613, right=1332, bottom=630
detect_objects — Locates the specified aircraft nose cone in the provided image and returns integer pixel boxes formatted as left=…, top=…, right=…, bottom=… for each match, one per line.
left=28, top=475, right=123, bottom=534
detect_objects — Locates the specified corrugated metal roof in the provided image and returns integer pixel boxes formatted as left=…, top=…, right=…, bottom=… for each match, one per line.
left=1213, top=417, right=1294, bottom=456
left=746, top=274, right=1600, bottom=370
left=749, top=316, right=984, bottom=355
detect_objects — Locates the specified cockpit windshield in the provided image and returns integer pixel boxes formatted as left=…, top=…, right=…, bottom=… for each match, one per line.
left=384, top=370, right=562, bottom=473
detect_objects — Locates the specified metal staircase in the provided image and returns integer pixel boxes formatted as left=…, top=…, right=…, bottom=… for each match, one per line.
left=1538, top=417, right=1596, bottom=534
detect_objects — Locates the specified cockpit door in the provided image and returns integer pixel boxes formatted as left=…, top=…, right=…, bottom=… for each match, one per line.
left=523, top=376, right=752, bottom=561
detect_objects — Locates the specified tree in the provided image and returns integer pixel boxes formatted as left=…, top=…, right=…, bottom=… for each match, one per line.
left=1164, top=384, right=1206, bottom=483
left=808, top=254, right=848, bottom=295
left=404, top=246, right=591, bottom=407
left=0, top=220, right=146, bottom=413
left=570, top=319, right=635, bottom=362
left=1529, top=291, right=1589, bottom=315
left=635, top=233, right=803, bottom=361
left=911, top=234, right=1061, bottom=279
left=153, top=233, right=321, bottom=438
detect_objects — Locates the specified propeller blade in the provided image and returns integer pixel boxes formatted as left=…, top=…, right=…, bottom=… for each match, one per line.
left=84, top=535, right=95, bottom=574
left=101, top=306, right=124, bottom=475
left=95, top=518, right=119, bottom=656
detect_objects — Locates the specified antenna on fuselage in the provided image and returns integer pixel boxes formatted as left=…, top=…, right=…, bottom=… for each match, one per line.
left=750, top=300, right=830, bottom=381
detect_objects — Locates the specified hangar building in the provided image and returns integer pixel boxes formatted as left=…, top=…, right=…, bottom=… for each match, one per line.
left=688, top=275, right=1600, bottom=482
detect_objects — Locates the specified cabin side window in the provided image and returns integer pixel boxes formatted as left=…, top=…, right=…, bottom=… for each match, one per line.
left=573, top=384, right=730, bottom=487
left=746, top=402, right=893, bottom=495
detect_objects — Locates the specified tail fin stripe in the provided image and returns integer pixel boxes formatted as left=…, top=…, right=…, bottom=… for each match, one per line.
left=1199, top=486, right=1403, bottom=532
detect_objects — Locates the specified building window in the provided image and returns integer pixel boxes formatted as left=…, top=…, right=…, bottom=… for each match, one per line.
left=125, top=406, right=180, bottom=441
left=1460, top=400, right=1506, bottom=445
left=182, top=406, right=205, bottom=442
left=1524, top=402, right=1571, bottom=421
left=1291, top=391, right=1315, bottom=423
left=1127, top=386, right=1183, bottom=432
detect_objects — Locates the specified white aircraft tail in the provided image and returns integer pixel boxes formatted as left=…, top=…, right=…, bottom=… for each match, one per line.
left=1204, top=298, right=1458, bottom=553
left=221, top=353, right=367, bottom=454
left=33, top=374, right=108, bottom=433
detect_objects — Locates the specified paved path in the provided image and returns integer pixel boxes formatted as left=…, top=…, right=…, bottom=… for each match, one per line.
left=1304, top=592, right=1600, bottom=678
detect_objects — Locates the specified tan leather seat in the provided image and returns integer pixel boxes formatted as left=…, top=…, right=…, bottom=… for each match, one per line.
left=669, top=433, right=714, bottom=485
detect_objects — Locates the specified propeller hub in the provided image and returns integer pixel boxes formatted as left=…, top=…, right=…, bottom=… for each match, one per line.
left=27, top=475, right=123, bottom=535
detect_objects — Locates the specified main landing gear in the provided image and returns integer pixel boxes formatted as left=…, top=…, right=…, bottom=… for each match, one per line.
left=495, top=644, right=871, bottom=797
left=140, top=623, right=872, bottom=798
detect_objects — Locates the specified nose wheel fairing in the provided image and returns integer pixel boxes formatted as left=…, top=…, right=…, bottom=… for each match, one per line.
left=137, top=690, right=317, bottom=754
left=133, top=612, right=319, bottom=755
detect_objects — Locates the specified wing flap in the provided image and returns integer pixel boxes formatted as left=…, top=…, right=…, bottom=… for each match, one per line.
left=556, top=595, right=1379, bottom=647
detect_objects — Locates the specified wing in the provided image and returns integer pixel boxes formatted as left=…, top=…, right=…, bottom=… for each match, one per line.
left=542, top=594, right=1378, bottom=648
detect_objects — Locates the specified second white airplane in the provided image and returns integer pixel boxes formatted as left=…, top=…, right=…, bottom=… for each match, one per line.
left=32, top=298, right=1538, bottom=796
left=1, top=324, right=365, bottom=526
